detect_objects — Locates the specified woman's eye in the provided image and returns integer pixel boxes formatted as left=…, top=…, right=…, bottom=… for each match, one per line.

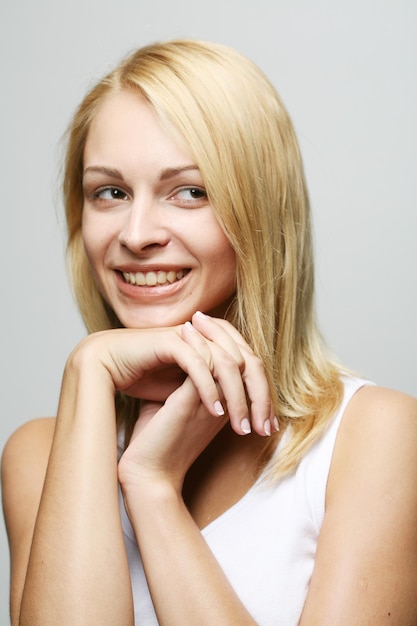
left=178, top=187, right=206, bottom=199
left=93, top=187, right=128, bottom=201
left=171, top=187, right=208, bottom=206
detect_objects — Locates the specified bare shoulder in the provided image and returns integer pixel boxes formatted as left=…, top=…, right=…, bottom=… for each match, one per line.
left=2, top=417, right=56, bottom=479
left=2, top=418, right=56, bottom=541
left=342, top=383, right=417, bottom=426
left=329, top=384, right=417, bottom=489
left=327, top=383, right=417, bottom=515
left=301, top=386, right=417, bottom=623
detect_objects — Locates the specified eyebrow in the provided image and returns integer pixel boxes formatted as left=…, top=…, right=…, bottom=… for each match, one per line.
left=83, top=166, right=124, bottom=180
left=83, top=164, right=200, bottom=181
left=159, top=164, right=200, bottom=181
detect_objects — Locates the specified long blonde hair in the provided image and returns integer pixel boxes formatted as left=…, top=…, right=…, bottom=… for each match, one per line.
left=63, top=39, right=343, bottom=478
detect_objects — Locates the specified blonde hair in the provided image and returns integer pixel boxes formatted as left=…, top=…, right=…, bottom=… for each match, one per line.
left=63, top=39, right=343, bottom=478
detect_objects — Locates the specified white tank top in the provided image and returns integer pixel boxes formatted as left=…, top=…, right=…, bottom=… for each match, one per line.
left=119, top=376, right=370, bottom=625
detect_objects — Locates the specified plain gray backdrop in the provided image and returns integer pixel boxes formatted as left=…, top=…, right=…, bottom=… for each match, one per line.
left=1, top=0, right=416, bottom=621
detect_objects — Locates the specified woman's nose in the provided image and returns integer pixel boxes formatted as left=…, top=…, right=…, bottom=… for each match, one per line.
left=118, top=197, right=170, bottom=253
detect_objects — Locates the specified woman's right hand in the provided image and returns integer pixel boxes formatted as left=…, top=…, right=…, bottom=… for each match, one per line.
left=68, top=315, right=274, bottom=436
left=67, top=325, right=218, bottom=409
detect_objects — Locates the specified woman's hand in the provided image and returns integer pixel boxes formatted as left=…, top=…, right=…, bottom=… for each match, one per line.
left=118, top=377, right=226, bottom=494
left=72, top=313, right=274, bottom=437
left=118, top=311, right=275, bottom=495
left=115, top=314, right=269, bottom=626
left=69, top=325, right=219, bottom=411
left=185, top=311, right=275, bottom=436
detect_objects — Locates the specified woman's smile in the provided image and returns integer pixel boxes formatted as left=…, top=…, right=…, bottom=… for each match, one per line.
left=120, top=268, right=189, bottom=288
left=114, top=266, right=192, bottom=300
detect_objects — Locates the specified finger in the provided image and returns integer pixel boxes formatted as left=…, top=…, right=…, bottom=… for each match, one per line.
left=151, top=333, right=226, bottom=418
left=181, top=321, right=214, bottom=372
left=182, top=320, right=250, bottom=429
left=191, top=312, right=248, bottom=367
left=191, top=312, right=274, bottom=437
left=239, top=351, right=274, bottom=436
left=109, top=329, right=227, bottom=418
left=134, top=378, right=222, bottom=449
left=207, top=341, right=272, bottom=436
left=181, top=322, right=226, bottom=417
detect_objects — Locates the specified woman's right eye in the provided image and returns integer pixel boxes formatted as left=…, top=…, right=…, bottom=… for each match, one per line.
left=92, top=186, right=129, bottom=201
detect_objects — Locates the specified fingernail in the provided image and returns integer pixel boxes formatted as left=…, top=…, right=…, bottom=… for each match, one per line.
left=214, top=400, right=225, bottom=416
left=264, top=419, right=271, bottom=436
left=195, top=310, right=209, bottom=319
left=273, top=417, right=280, bottom=432
left=184, top=321, right=196, bottom=331
left=240, top=418, right=251, bottom=434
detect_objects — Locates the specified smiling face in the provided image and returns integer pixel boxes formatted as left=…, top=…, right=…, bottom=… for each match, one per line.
left=81, top=89, right=236, bottom=329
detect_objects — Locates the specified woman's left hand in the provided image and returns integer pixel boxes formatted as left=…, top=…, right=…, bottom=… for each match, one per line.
left=117, top=312, right=272, bottom=626
left=118, top=376, right=225, bottom=493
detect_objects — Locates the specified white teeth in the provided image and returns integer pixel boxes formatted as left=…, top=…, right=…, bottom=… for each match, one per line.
left=122, top=269, right=186, bottom=286
left=146, top=272, right=157, bottom=286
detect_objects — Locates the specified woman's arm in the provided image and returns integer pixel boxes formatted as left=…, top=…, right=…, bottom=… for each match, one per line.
left=2, top=418, right=56, bottom=624
left=3, top=318, right=270, bottom=625
left=2, top=344, right=134, bottom=626
left=119, top=379, right=258, bottom=625
left=299, top=385, right=417, bottom=625
left=117, top=314, right=274, bottom=625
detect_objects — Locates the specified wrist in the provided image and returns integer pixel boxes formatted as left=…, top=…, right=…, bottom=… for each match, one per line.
left=64, top=333, right=116, bottom=394
left=120, top=469, right=183, bottom=516
left=56, top=334, right=118, bottom=434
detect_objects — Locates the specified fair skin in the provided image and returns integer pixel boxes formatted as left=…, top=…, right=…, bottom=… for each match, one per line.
left=2, top=90, right=417, bottom=625
left=81, top=90, right=238, bottom=331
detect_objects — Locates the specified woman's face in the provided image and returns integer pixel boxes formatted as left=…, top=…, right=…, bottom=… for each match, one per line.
left=81, top=89, right=236, bottom=329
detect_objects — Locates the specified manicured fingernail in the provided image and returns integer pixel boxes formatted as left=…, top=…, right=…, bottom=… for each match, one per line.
left=195, top=310, right=209, bottom=319
left=273, top=417, right=280, bottom=432
left=184, top=321, right=196, bottom=331
left=214, top=400, right=225, bottom=416
left=240, top=418, right=251, bottom=434
left=264, top=419, right=271, bottom=436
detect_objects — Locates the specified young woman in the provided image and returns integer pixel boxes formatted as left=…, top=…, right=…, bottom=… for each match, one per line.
left=2, top=40, right=417, bottom=626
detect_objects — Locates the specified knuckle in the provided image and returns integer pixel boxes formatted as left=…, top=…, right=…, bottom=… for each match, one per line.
left=216, top=349, right=244, bottom=372
left=192, top=349, right=214, bottom=374
left=246, top=354, right=266, bottom=376
left=229, top=398, right=249, bottom=421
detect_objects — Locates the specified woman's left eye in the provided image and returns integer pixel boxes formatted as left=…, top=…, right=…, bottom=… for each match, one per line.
left=170, top=187, right=208, bottom=206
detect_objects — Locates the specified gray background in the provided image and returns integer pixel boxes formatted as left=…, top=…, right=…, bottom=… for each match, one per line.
left=1, top=0, right=416, bottom=621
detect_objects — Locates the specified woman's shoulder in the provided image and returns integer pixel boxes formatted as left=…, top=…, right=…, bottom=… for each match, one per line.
left=301, top=387, right=417, bottom=622
left=339, top=383, right=417, bottom=444
left=328, top=383, right=417, bottom=503
left=1, top=417, right=56, bottom=525
left=2, top=417, right=56, bottom=473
